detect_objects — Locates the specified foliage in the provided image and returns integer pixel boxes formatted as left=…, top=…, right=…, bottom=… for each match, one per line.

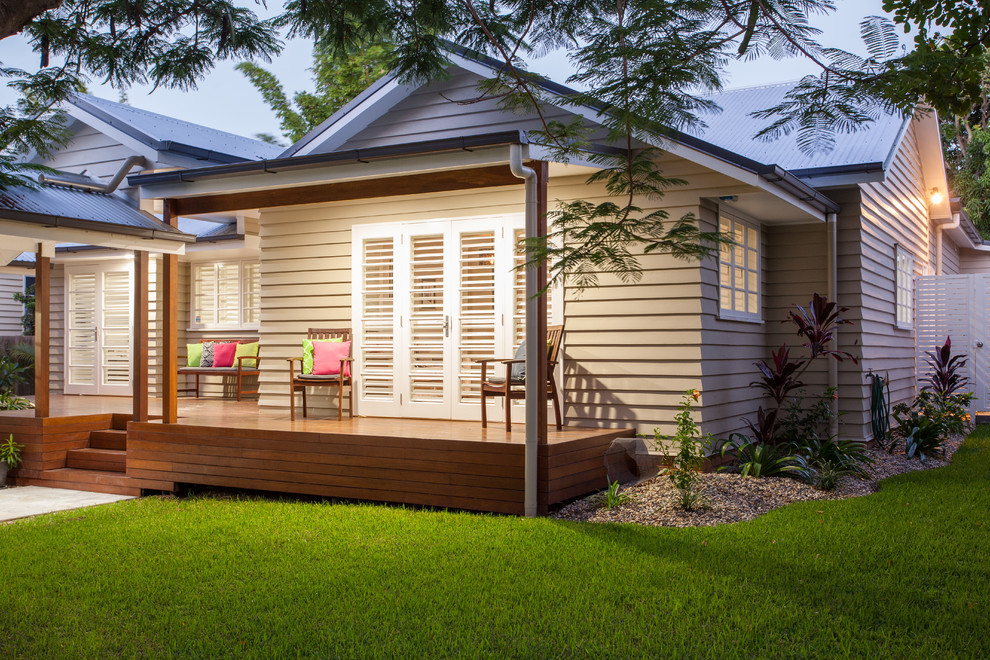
left=0, top=434, right=23, bottom=468
left=743, top=294, right=856, bottom=447
left=4, top=2, right=990, bottom=288
left=656, top=389, right=712, bottom=511
left=237, top=42, right=393, bottom=144
left=13, top=284, right=34, bottom=336
left=599, top=480, right=631, bottom=510
left=718, top=434, right=811, bottom=480
left=0, top=392, right=33, bottom=411
left=0, top=355, right=29, bottom=394
left=893, top=405, right=945, bottom=462
left=916, top=336, right=975, bottom=438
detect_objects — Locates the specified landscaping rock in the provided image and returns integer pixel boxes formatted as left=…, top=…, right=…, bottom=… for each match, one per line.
left=553, top=435, right=963, bottom=527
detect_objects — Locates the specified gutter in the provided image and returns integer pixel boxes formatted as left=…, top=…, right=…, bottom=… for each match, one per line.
left=0, top=208, right=196, bottom=242
left=39, top=156, right=146, bottom=193
left=789, top=162, right=885, bottom=179
left=755, top=164, right=841, bottom=215
left=129, top=131, right=533, bottom=187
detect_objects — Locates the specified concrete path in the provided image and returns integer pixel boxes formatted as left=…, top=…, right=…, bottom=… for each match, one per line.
left=0, top=486, right=134, bottom=523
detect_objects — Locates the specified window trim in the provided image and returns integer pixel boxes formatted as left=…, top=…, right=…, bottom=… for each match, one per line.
left=717, top=211, right=762, bottom=323
left=895, top=245, right=913, bottom=330
left=188, top=259, right=260, bottom=331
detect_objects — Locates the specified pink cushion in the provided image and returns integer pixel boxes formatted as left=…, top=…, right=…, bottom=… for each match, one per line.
left=313, top=340, right=351, bottom=377
left=212, top=342, right=238, bottom=368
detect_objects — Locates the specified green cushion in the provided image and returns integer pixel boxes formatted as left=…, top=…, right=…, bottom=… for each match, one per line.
left=186, top=343, right=203, bottom=367
left=302, top=337, right=342, bottom=374
left=235, top=341, right=259, bottom=369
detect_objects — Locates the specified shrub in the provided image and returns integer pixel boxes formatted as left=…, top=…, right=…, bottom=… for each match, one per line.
left=599, top=480, right=631, bottom=509
left=915, top=337, right=974, bottom=438
left=0, top=392, right=33, bottom=411
left=0, top=434, right=23, bottom=468
left=718, top=435, right=811, bottom=480
left=893, top=405, right=945, bottom=462
left=656, top=389, right=712, bottom=511
left=0, top=355, right=29, bottom=394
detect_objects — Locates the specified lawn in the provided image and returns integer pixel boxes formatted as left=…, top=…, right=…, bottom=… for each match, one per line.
left=2, top=429, right=989, bottom=659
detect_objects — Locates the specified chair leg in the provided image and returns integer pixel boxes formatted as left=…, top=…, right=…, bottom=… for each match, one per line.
left=505, top=393, right=511, bottom=432
left=348, top=381, right=354, bottom=418
left=302, top=386, right=308, bottom=418
left=549, top=376, right=562, bottom=430
left=237, top=370, right=242, bottom=402
left=290, top=384, right=296, bottom=421
left=481, top=391, right=488, bottom=429
left=194, top=373, right=200, bottom=399
left=337, top=378, right=343, bottom=421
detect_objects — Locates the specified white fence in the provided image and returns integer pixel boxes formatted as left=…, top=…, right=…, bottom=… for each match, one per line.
left=915, top=274, right=989, bottom=418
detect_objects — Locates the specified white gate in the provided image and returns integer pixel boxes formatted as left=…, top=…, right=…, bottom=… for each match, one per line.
left=915, top=274, right=990, bottom=418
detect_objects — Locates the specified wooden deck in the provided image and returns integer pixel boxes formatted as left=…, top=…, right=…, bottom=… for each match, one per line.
left=1, top=396, right=632, bottom=515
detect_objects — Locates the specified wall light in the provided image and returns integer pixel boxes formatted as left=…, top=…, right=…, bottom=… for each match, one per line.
left=930, top=187, right=944, bottom=205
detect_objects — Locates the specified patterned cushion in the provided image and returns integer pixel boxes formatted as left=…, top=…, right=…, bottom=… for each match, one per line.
left=510, top=340, right=526, bottom=381
left=200, top=342, right=215, bottom=368
left=302, top=337, right=342, bottom=374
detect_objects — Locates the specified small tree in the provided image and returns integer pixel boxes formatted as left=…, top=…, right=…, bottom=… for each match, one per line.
left=13, top=284, right=34, bottom=336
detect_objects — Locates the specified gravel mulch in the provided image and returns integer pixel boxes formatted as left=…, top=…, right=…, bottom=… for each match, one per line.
left=552, top=435, right=964, bottom=527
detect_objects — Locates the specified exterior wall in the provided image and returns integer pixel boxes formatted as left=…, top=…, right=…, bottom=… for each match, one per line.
left=959, top=250, right=990, bottom=274
left=838, top=122, right=933, bottom=441
left=256, top=161, right=756, bottom=433
left=0, top=273, right=25, bottom=336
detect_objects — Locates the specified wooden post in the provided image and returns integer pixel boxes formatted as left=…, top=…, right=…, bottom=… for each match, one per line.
left=162, top=200, right=179, bottom=424
left=132, top=249, right=149, bottom=422
left=34, top=246, right=50, bottom=418
left=535, top=162, right=549, bottom=444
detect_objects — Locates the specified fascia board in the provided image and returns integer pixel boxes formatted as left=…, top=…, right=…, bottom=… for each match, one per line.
left=62, top=105, right=159, bottom=163
left=0, top=219, right=187, bottom=254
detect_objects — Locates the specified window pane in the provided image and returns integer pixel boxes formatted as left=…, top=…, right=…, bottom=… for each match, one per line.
left=748, top=293, right=758, bottom=314
left=747, top=227, right=758, bottom=249
left=734, top=290, right=745, bottom=311
left=747, top=271, right=758, bottom=292
left=720, top=264, right=730, bottom=287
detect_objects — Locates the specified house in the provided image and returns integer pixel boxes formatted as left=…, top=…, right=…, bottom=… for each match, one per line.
left=0, top=93, right=279, bottom=397
left=3, top=48, right=987, bottom=515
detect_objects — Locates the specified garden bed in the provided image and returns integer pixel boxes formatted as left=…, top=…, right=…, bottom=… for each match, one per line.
left=553, top=435, right=964, bottom=527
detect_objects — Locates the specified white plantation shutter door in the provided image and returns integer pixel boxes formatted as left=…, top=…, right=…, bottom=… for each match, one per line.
left=242, top=263, right=260, bottom=325
left=193, top=264, right=216, bottom=326
left=67, top=272, right=98, bottom=390
left=408, top=233, right=447, bottom=406
left=358, top=235, right=397, bottom=413
left=101, top=270, right=132, bottom=387
left=216, top=263, right=241, bottom=326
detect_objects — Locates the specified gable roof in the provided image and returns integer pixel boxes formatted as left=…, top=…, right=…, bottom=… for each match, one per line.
left=692, top=82, right=907, bottom=175
left=69, top=93, right=282, bottom=164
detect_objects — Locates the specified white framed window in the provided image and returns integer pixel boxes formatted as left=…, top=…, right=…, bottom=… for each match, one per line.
left=190, top=260, right=260, bottom=330
left=718, top=213, right=761, bottom=321
left=895, top=246, right=913, bottom=329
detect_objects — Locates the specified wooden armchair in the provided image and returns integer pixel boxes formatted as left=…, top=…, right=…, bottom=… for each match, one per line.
left=286, top=328, right=354, bottom=421
left=477, top=325, right=564, bottom=431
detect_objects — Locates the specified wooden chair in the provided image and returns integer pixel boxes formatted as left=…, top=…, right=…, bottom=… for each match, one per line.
left=477, top=325, right=564, bottom=431
left=286, top=328, right=354, bottom=421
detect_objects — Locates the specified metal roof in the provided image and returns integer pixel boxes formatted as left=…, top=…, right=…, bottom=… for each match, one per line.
left=0, top=183, right=195, bottom=241
left=71, top=93, right=283, bottom=164
left=692, top=82, right=907, bottom=172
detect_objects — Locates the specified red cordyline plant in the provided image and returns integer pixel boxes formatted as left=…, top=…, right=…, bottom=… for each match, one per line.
left=922, top=337, right=968, bottom=398
left=746, top=293, right=857, bottom=445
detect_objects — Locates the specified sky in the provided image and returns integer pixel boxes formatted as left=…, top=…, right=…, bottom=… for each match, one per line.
left=0, top=0, right=895, bottom=144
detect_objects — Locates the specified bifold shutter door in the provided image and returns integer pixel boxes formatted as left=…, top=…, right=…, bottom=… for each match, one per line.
left=360, top=237, right=396, bottom=401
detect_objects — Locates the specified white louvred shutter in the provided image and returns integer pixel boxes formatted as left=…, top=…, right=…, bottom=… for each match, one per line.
left=360, top=236, right=396, bottom=402
left=216, top=263, right=240, bottom=326
left=67, top=272, right=98, bottom=388
left=242, top=262, right=260, bottom=325
left=192, top=263, right=217, bottom=326
left=408, top=233, right=446, bottom=403
left=457, top=230, right=497, bottom=403
left=101, top=269, right=132, bottom=386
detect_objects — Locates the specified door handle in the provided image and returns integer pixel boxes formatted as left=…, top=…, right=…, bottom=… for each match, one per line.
left=978, top=341, right=984, bottom=348
left=444, top=315, right=450, bottom=338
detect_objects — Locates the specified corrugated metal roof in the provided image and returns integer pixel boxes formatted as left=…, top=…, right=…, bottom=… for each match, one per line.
left=692, top=81, right=906, bottom=171
left=73, top=93, right=283, bottom=163
left=0, top=183, right=188, bottom=236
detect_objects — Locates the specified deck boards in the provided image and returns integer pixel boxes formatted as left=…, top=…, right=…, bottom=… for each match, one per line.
left=1, top=396, right=631, bottom=515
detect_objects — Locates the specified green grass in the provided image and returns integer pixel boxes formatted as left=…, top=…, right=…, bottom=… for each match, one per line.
left=2, top=430, right=989, bottom=659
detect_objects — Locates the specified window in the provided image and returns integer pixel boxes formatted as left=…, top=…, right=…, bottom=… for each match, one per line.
left=896, top=246, right=913, bottom=329
left=718, top=213, right=761, bottom=320
left=191, top=261, right=260, bottom=329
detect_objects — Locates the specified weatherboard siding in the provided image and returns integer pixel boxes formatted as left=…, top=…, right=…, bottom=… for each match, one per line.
left=0, top=274, right=25, bottom=336
left=960, top=250, right=990, bottom=274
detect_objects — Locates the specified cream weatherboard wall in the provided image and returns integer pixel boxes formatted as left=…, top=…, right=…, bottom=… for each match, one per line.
left=0, top=274, right=25, bottom=336
left=254, top=152, right=786, bottom=436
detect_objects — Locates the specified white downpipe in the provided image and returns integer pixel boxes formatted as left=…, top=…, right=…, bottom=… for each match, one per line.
left=826, top=213, right=839, bottom=439
left=935, top=213, right=961, bottom=275
left=508, top=143, right=539, bottom=518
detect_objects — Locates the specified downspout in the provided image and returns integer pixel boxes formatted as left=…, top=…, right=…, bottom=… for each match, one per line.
left=38, top=155, right=147, bottom=193
left=509, top=142, right=539, bottom=518
left=934, top=213, right=961, bottom=275
left=826, top=212, right=839, bottom=439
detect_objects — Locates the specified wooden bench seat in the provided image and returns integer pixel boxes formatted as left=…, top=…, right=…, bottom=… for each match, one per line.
left=179, top=339, right=261, bottom=401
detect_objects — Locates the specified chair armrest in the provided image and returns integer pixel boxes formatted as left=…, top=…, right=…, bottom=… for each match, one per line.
left=236, top=355, right=262, bottom=372
left=500, top=359, right=525, bottom=365
left=475, top=357, right=512, bottom=365
left=286, top=357, right=303, bottom=364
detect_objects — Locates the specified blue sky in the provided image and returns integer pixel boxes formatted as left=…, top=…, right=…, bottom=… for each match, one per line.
left=0, top=0, right=893, bottom=144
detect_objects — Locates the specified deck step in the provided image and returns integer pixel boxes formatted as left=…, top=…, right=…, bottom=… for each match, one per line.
left=90, top=429, right=127, bottom=451
left=65, top=448, right=126, bottom=473
left=17, top=468, right=143, bottom=497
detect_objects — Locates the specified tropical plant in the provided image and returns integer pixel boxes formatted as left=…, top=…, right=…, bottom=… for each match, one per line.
left=13, top=283, right=34, bottom=336
left=916, top=337, right=975, bottom=437
left=718, top=435, right=811, bottom=480
left=656, top=389, right=712, bottom=511
left=600, top=480, right=631, bottom=510
left=0, top=434, right=23, bottom=469
left=0, top=392, right=33, bottom=411
left=894, top=407, right=945, bottom=462
left=0, top=355, right=29, bottom=394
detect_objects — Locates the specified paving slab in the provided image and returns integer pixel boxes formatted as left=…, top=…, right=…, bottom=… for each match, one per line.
left=0, top=486, right=134, bottom=522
